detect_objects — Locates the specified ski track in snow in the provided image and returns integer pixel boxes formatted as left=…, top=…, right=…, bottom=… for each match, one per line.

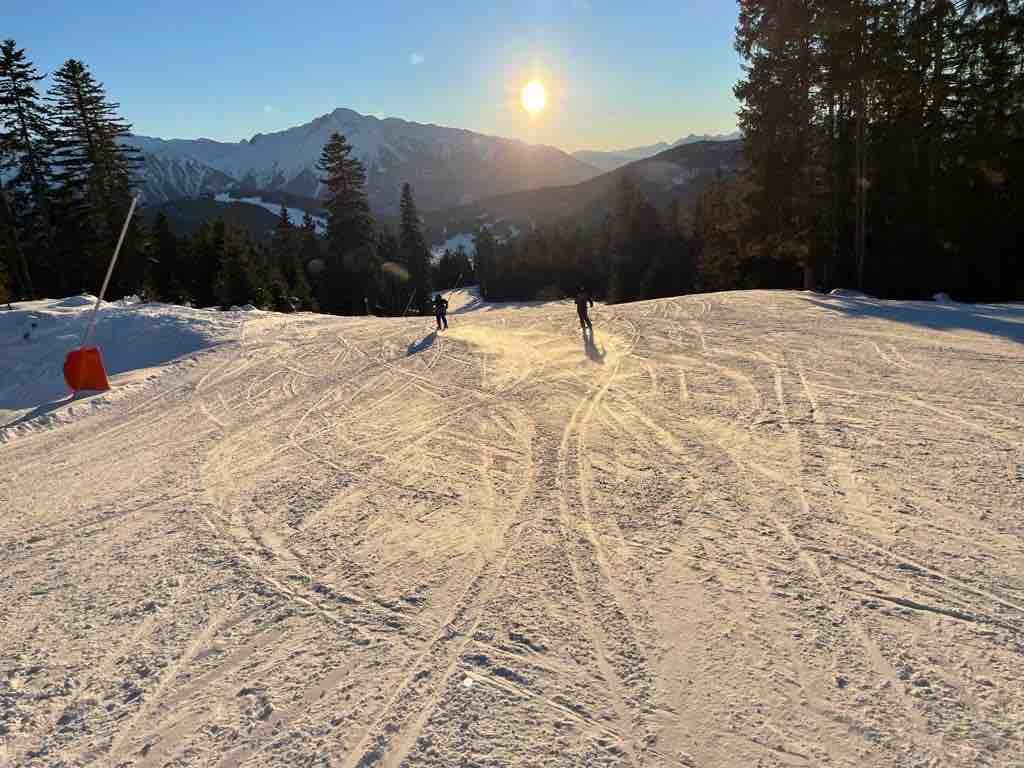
left=2, top=289, right=1023, bottom=767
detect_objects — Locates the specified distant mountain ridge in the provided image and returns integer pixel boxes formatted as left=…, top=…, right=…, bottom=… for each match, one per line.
left=424, top=138, right=744, bottom=247
left=131, top=108, right=600, bottom=215
left=572, top=131, right=741, bottom=172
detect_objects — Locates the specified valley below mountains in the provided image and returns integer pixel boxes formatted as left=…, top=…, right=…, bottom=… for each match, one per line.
left=132, top=108, right=743, bottom=249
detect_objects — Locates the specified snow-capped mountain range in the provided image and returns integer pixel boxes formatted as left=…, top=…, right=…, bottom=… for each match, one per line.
left=130, top=108, right=599, bottom=215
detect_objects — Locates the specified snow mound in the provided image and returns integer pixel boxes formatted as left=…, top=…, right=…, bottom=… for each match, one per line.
left=933, top=292, right=956, bottom=304
left=829, top=288, right=870, bottom=298
left=0, top=299, right=250, bottom=441
left=52, top=294, right=99, bottom=308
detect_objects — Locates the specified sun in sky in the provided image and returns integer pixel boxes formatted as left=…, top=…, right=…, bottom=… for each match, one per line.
left=521, top=80, right=547, bottom=115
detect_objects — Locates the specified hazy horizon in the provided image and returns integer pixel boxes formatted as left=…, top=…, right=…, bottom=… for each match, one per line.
left=129, top=105, right=740, bottom=154
left=7, top=0, right=742, bottom=153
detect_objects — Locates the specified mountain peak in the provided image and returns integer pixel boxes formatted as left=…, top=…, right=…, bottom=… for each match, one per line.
left=132, top=107, right=602, bottom=214
left=673, top=130, right=741, bottom=146
left=330, top=106, right=361, bottom=119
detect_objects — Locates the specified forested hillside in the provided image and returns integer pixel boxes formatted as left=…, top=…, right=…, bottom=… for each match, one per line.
left=469, top=2, right=1023, bottom=304
left=4, top=1, right=1022, bottom=312
left=731, top=0, right=1023, bottom=300
left=0, top=42, right=446, bottom=315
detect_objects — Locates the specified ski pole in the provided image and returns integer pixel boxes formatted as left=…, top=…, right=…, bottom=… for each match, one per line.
left=81, top=195, right=138, bottom=347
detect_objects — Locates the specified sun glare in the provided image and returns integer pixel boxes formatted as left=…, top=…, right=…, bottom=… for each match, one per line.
left=521, top=81, right=547, bottom=115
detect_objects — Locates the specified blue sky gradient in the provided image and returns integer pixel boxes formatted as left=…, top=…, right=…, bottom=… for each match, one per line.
left=7, top=0, right=742, bottom=151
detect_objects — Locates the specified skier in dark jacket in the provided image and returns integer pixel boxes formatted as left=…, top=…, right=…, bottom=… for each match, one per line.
left=575, top=287, right=594, bottom=331
left=432, top=294, right=449, bottom=330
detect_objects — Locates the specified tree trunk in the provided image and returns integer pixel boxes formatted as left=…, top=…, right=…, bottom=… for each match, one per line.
left=803, top=262, right=816, bottom=291
left=855, top=80, right=867, bottom=290
left=0, top=189, right=33, bottom=298
left=854, top=3, right=869, bottom=292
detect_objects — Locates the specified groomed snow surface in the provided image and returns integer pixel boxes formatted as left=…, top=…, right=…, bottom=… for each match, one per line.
left=2, top=289, right=1023, bottom=767
left=0, top=297, right=276, bottom=442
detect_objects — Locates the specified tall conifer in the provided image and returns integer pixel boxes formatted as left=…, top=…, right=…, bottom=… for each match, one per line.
left=48, top=58, right=142, bottom=291
left=0, top=39, right=52, bottom=296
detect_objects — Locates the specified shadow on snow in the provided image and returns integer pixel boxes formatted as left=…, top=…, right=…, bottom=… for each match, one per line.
left=582, top=329, right=606, bottom=364
left=1, top=304, right=224, bottom=421
left=407, top=332, right=437, bottom=356
left=803, top=295, right=1024, bottom=344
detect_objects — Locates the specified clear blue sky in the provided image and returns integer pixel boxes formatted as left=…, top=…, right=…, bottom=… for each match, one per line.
left=7, top=0, right=742, bottom=152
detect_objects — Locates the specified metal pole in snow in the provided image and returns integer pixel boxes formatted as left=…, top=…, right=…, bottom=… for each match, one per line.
left=401, top=288, right=417, bottom=318
left=80, top=195, right=138, bottom=348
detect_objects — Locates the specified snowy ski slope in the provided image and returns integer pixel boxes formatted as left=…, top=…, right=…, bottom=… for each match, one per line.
left=213, top=194, right=327, bottom=233
left=1, top=289, right=1022, bottom=767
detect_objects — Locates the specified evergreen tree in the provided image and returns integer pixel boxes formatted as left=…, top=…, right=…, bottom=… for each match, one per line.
left=272, top=204, right=296, bottom=301
left=733, top=0, right=1024, bottom=300
left=47, top=58, right=143, bottom=294
left=694, top=174, right=755, bottom=292
left=270, top=204, right=315, bottom=310
left=399, top=182, right=431, bottom=305
left=0, top=190, right=19, bottom=303
left=0, top=249, right=9, bottom=304
left=214, top=224, right=260, bottom=308
left=0, top=191, right=26, bottom=301
left=734, top=0, right=819, bottom=290
left=473, top=227, right=496, bottom=298
left=375, top=228, right=407, bottom=314
left=297, top=214, right=322, bottom=311
left=274, top=204, right=293, bottom=241
left=150, top=212, right=183, bottom=301
left=189, top=220, right=225, bottom=307
left=606, top=174, right=667, bottom=303
left=452, top=245, right=472, bottom=287
left=113, top=217, right=149, bottom=298
left=434, top=248, right=458, bottom=290
left=316, top=132, right=373, bottom=313
left=0, top=40, right=52, bottom=297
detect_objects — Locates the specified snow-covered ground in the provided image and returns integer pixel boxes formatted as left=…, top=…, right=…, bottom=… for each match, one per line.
left=430, top=232, right=476, bottom=261
left=0, top=297, right=288, bottom=441
left=2, top=290, right=1023, bottom=766
left=214, top=193, right=327, bottom=234
left=429, top=223, right=521, bottom=261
